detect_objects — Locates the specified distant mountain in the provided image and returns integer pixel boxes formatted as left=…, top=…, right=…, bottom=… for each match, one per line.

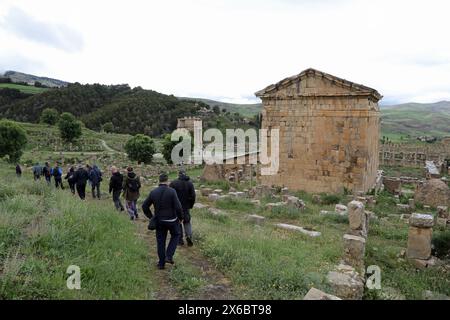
left=179, top=97, right=262, bottom=118
left=380, top=101, right=450, bottom=137
left=3, top=70, right=69, bottom=88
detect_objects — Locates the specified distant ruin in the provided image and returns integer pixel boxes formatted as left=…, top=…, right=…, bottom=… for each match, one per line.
left=255, top=68, right=382, bottom=193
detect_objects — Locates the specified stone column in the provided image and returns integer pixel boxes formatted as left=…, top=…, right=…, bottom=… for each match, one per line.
left=407, top=213, right=434, bottom=262
left=348, top=201, right=368, bottom=238
left=343, top=234, right=366, bottom=275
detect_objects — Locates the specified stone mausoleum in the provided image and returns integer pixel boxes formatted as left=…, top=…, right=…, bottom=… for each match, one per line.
left=255, top=68, right=382, bottom=193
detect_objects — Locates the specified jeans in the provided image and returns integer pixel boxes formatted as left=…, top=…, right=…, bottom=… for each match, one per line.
left=181, top=209, right=193, bottom=239
left=76, top=183, right=86, bottom=200
left=45, top=176, right=51, bottom=185
left=126, top=200, right=138, bottom=219
left=92, top=183, right=101, bottom=199
left=156, top=220, right=181, bottom=267
left=112, top=190, right=124, bottom=210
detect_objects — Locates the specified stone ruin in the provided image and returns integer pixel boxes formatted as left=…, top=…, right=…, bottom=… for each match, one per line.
left=256, top=68, right=381, bottom=194
left=407, top=213, right=437, bottom=269
left=324, top=200, right=370, bottom=300
left=414, top=179, right=450, bottom=208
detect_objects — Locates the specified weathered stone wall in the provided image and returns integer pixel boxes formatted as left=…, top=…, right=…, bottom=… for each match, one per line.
left=259, top=83, right=380, bottom=194
left=379, top=143, right=450, bottom=168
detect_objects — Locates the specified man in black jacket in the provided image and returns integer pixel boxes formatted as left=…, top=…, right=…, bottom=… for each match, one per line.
left=72, top=165, right=89, bottom=200
left=109, top=166, right=124, bottom=211
left=169, top=170, right=196, bottom=247
left=142, top=173, right=183, bottom=270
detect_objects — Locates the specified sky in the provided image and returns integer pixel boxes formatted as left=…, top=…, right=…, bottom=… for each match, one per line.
left=1, top=0, right=450, bottom=105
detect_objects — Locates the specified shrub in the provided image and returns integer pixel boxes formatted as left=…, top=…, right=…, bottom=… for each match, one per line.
left=125, top=134, right=155, bottom=164
left=0, top=120, right=28, bottom=162
left=40, top=108, right=59, bottom=126
left=320, top=194, right=341, bottom=205
left=58, top=112, right=82, bottom=143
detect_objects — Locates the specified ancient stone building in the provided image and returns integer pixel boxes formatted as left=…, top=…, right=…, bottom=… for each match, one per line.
left=255, top=68, right=382, bottom=194
left=177, top=116, right=202, bottom=133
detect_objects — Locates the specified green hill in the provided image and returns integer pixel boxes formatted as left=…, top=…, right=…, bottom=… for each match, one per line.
left=0, top=83, right=49, bottom=94
left=380, top=101, right=450, bottom=138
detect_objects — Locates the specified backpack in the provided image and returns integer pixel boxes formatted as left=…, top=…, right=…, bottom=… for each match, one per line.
left=53, top=167, right=62, bottom=178
left=127, top=178, right=139, bottom=192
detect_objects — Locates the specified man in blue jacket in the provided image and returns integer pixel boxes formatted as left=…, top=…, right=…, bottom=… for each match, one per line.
left=142, top=173, right=184, bottom=270
left=89, top=165, right=103, bottom=199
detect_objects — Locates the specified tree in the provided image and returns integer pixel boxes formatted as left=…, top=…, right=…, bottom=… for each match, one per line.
left=58, top=112, right=82, bottom=143
left=40, top=108, right=60, bottom=125
left=125, top=134, right=155, bottom=164
left=102, top=122, right=114, bottom=133
left=0, top=120, right=27, bottom=162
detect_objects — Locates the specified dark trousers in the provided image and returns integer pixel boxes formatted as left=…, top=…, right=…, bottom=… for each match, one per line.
left=45, top=176, right=51, bottom=184
left=180, top=209, right=193, bottom=240
left=69, top=182, right=76, bottom=195
left=112, top=190, right=124, bottom=210
left=92, top=183, right=101, bottom=199
left=55, top=178, right=64, bottom=189
left=156, top=220, right=181, bottom=267
left=76, top=183, right=86, bottom=200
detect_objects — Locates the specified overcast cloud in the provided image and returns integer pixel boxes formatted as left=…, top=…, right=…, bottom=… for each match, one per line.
left=0, top=0, right=449, bottom=104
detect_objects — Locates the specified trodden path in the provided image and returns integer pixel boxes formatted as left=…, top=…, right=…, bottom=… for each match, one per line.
left=133, top=213, right=235, bottom=300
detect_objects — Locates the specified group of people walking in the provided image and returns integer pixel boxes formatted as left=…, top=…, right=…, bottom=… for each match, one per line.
left=22, top=162, right=197, bottom=270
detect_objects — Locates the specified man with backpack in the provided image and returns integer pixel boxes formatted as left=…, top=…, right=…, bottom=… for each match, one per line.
left=65, top=166, right=76, bottom=195
left=169, top=170, right=196, bottom=247
left=53, top=162, right=64, bottom=189
left=142, top=173, right=184, bottom=270
left=109, top=166, right=124, bottom=211
left=42, top=162, right=52, bottom=185
left=122, top=167, right=141, bottom=220
left=72, top=165, right=89, bottom=200
left=89, top=165, right=103, bottom=199
left=32, top=163, right=42, bottom=181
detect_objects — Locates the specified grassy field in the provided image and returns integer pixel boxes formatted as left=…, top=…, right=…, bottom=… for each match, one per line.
left=0, top=163, right=155, bottom=299
left=0, top=83, right=49, bottom=94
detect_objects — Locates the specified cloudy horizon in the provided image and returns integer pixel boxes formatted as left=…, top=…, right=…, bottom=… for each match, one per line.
left=1, top=0, right=450, bottom=105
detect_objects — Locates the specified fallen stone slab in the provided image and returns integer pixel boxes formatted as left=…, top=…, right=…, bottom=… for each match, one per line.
left=275, top=223, right=321, bottom=237
left=247, top=214, right=266, bottom=225
left=303, top=288, right=341, bottom=300
left=407, top=226, right=433, bottom=260
left=214, top=189, right=223, bottom=194
left=409, top=213, right=434, bottom=228
left=201, top=188, right=214, bottom=197
left=436, top=217, right=448, bottom=227
left=193, top=203, right=209, bottom=210
left=250, top=199, right=261, bottom=206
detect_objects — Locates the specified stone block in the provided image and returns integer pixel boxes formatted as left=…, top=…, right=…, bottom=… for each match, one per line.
left=247, top=214, right=266, bottom=225
left=327, top=269, right=364, bottom=300
left=275, top=223, right=321, bottom=237
left=348, top=201, right=367, bottom=236
left=409, top=213, right=434, bottom=228
left=343, top=234, right=366, bottom=274
left=303, top=288, right=341, bottom=300
left=201, top=188, right=213, bottom=197
left=407, top=226, right=432, bottom=260
left=193, top=203, right=209, bottom=210
left=397, top=204, right=412, bottom=213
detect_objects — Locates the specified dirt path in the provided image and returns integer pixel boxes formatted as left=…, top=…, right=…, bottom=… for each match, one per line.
left=134, top=217, right=234, bottom=300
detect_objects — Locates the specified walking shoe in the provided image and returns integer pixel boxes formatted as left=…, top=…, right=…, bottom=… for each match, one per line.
left=135, top=213, right=139, bottom=219
left=157, top=264, right=165, bottom=270
left=178, top=239, right=185, bottom=246
left=186, top=237, right=193, bottom=247
left=130, top=216, right=135, bottom=221
left=165, top=259, right=175, bottom=265
left=120, top=207, right=125, bottom=212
